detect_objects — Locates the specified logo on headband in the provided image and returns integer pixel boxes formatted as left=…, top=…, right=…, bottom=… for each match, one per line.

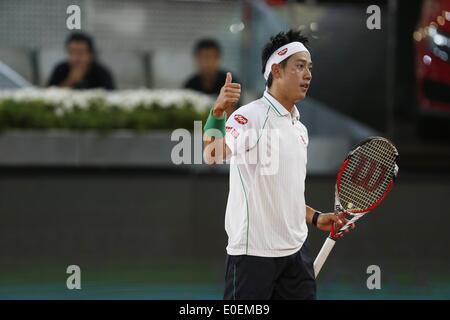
left=277, top=48, right=288, bottom=56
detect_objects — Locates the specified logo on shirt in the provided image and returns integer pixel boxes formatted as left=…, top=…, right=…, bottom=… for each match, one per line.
left=300, top=135, right=307, bottom=145
left=277, top=48, right=288, bottom=56
left=226, top=126, right=240, bottom=138
left=234, top=114, right=248, bottom=125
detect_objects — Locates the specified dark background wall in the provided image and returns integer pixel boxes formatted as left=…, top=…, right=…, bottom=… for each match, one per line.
left=1, top=168, right=449, bottom=298
left=312, top=0, right=424, bottom=131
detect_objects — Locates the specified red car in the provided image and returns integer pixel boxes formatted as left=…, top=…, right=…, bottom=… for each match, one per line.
left=415, top=0, right=450, bottom=134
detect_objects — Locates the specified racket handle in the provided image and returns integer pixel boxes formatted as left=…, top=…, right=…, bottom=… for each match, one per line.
left=313, top=237, right=336, bottom=278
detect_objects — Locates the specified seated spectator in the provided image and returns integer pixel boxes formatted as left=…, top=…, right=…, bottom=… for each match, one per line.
left=184, top=39, right=240, bottom=97
left=48, top=32, right=115, bottom=90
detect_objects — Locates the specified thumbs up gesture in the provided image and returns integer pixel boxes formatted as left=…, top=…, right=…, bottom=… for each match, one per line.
left=212, top=72, right=241, bottom=117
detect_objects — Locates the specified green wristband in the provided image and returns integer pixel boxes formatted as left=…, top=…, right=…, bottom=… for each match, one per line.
left=204, top=109, right=227, bottom=138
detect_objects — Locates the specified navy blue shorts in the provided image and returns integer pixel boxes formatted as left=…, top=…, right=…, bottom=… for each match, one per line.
left=223, top=239, right=316, bottom=300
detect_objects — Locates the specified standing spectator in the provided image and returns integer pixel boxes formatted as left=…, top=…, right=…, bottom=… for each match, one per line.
left=48, top=32, right=115, bottom=90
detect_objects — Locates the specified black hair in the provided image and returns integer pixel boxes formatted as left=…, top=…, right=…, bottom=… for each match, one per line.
left=65, top=32, right=96, bottom=55
left=193, top=38, right=222, bottom=56
left=261, top=29, right=310, bottom=88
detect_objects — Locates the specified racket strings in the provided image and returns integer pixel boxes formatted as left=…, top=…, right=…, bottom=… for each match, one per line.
left=340, top=152, right=394, bottom=209
left=339, top=139, right=397, bottom=211
left=340, top=140, right=396, bottom=209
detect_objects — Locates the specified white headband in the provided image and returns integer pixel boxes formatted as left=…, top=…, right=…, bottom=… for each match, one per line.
left=263, top=41, right=310, bottom=80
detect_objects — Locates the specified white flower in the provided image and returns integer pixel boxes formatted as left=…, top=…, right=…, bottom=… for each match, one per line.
left=0, top=88, right=213, bottom=114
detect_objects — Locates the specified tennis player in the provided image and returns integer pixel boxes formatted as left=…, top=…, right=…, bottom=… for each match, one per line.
left=203, top=30, right=355, bottom=300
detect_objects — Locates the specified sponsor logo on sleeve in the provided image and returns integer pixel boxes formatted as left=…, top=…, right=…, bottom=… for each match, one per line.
left=226, top=126, right=240, bottom=138
left=234, top=114, right=248, bottom=125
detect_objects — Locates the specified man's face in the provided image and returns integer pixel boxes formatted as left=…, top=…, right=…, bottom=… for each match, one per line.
left=67, top=41, right=93, bottom=68
left=195, top=48, right=220, bottom=77
left=277, top=51, right=312, bottom=102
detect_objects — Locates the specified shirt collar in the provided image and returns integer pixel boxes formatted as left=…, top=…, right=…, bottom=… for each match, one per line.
left=262, top=90, right=300, bottom=120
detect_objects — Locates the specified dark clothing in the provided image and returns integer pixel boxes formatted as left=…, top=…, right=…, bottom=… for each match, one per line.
left=223, top=239, right=316, bottom=300
left=47, top=61, right=115, bottom=90
left=184, top=70, right=239, bottom=95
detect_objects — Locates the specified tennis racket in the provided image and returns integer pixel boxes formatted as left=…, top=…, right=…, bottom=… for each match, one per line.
left=313, top=136, right=399, bottom=277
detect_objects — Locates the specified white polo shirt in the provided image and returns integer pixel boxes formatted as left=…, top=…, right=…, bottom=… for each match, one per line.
left=224, top=90, right=309, bottom=257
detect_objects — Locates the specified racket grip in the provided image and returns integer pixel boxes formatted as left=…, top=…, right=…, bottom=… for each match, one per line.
left=313, top=237, right=336, bottom=278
